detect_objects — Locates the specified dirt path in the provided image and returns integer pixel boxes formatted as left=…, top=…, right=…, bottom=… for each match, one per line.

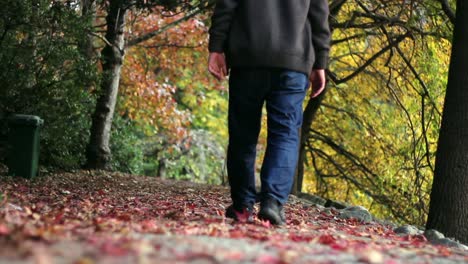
left=0, top=169, right=467, bottom=263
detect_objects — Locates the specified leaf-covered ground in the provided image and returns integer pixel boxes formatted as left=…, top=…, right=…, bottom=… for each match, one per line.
left=0, top=167, right=467, bottom=264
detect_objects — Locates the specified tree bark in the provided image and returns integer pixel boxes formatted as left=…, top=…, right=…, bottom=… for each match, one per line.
left=85, top=0, right=127, bottom=169
left=426, top=0, right=468, bottom=244
left=79, top=0, right=96, bottom=60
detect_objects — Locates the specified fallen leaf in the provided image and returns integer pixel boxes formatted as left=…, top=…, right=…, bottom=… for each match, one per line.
left=318, top=234, right=336, bottom=245
left=0, top=224, right=10, bottom=235
left=100, top=241, right=130, bottom=256
left=255, top=254, right=280, bottom=264
left=260, top=219, right=271, bottom=228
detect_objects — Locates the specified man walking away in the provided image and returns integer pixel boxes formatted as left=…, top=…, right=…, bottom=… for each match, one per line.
left=208, top=0, right=331, bottom=225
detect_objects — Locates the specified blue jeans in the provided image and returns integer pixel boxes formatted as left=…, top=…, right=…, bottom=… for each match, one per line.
left=227, top=67, right=309, bottom=208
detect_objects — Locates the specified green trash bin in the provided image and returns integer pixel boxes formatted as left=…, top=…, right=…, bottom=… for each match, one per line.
left=7, top=115, right=44, bottom=178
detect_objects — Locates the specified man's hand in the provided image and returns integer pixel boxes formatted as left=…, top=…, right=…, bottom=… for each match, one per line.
left=309, top=69, right=326, bottom=98
left=208, top=52, right=228, bottom=81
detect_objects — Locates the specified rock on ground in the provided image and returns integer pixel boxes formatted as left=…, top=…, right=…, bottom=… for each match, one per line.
left=338, top=206, right=373, bottom=223
left=394, top=225, right=422, bottom=236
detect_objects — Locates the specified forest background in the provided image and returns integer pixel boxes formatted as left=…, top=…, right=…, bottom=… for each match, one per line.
left=0, top=0, right=456, bottom=228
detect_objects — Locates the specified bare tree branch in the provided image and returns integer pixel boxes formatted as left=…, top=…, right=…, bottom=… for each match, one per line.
left=126, top=7, right=204, bottom=47
left=334, top=33, right=409, bottom=84
left=88, top=31, right=118, bottom=51
left=139, top=43, right=203, bottom=49
left=437, top=0, right=456, bottom=24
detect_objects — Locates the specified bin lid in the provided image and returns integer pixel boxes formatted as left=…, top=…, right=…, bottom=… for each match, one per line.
left=8, top=114, right=44, bottom=126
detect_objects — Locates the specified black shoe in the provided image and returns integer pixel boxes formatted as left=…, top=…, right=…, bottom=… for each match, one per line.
left=225, top=204, right=254, bottom=222
left=258, top=197, right=285, bottom=225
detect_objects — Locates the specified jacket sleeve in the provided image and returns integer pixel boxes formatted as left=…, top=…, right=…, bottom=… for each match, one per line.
left=208, top=0, right=239, bottom=53
left=309, top=0, right=331, bottom=69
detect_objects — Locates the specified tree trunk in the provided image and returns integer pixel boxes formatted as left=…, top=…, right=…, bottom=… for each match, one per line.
left=79, top=0, right=96, bottom=60
left=85, top=1, right=127, bottom=169
left=426, top=0, right=468, bottom=244
left=292, top=90, right=328, bottom=195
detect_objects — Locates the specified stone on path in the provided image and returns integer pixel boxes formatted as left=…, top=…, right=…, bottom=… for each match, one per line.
left=424, top=229, right=445, bottom=241
left=424, top=229, right=468, bottom=250
left=431, top=238, right=468, bottom=250
left=394, top=225, right=421, bottom=236
left=338, top=206, right=373, bottom=223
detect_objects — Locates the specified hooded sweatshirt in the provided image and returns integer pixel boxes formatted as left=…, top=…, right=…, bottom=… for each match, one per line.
left=208, top=0, right=331, bottom=75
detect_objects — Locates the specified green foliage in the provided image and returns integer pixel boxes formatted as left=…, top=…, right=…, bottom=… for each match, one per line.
left=110, top=116, right=145, bottom=175
left=175, top=67, right=229, bottom=143
left=145, top=130, right=225, bottom=184
left=0, top=0, right=98, bottom=169
left=38, top=89, right=95, bottom=169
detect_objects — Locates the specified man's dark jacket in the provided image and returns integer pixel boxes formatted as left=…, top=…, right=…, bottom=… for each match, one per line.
left=208, top=0, right=331, bottom=75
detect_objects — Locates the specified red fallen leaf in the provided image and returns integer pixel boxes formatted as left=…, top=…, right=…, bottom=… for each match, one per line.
left=289, top=233, right=313, bottom=242
left=214, top=208, right=224, bottom=216
left=187, top=203, right=196, bottom=210
left=203, top=217, right=224, bottom=224
left=400, top=235, right=412, bottom=241
left=318, top=234, right=336, bottom=245
left=100, top=241, right=130, bottom=256
left=234, top=209, right=251, bottom=223
left=246, top=231, right=270, bottom=241
left=229, top=229, right=245, bottom=238
left=437, top=246, right=452, bottom=257
left=369, top=225, right=388, bottom=236
left=400, top=234, right=427, bottom=245
left=260, top=219, right=272, bottom=228
left=117, top=214, right=132, bottom=221
left=141, top=219, right=157, bottom=230
left=330, top=240, right=349, bottom=251
left=0, top=224, right=10, bottom=236
left=413, top=235, right=427, bottom=243
left=347, top=229, right=372, bottom=238
left=345, top=218, right=362, bottom=226
left=93, top=217, right=106, bottom=225
left=289, top=218, right=302, bottom=225
left=54, top=211, right=65, bottom=224
left=255, top=254, right=281, bottom=264
left=224, top=251, right=245, bottom=261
